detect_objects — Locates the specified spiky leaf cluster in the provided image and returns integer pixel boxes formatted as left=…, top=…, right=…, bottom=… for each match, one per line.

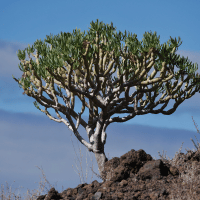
left=12, top=19, right=200, bottom=131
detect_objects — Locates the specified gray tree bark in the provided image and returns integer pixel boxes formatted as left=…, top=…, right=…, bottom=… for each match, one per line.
left=86, top=113, right=109, bottom=180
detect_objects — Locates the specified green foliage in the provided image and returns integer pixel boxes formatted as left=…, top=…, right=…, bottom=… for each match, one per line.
left=16, top=19, right=184, bottom=75
left=17, top=49, right=26, bottom=60
left=141, top=31, right=162, bottom=52
left=13, top=19, right=200, bottom=99
left=33, top=39, right=48, bottom=56
left=26, top=44, right=35, bottom=56
left=124, top=32, right=140, bottom=56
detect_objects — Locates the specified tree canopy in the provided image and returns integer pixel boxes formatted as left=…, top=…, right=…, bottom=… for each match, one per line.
left=12, top=19, right=200, bottom=179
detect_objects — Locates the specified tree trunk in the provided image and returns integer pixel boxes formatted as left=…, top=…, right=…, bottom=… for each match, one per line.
left=93, top=148, right=108, bottom=182
left=87, top=114, right=108, bottom=181
left=92, top=129, right=109, bottom=181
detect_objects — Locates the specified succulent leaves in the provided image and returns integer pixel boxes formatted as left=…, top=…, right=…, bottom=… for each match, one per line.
left=12, top=19, right=200, bottom=122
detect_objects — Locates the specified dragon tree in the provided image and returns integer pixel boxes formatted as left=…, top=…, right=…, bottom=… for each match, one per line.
left=12, top=19, right=200, bottom=181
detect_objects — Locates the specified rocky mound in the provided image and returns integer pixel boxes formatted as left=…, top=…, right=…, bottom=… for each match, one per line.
left=36, top=149, right=200, bottom=200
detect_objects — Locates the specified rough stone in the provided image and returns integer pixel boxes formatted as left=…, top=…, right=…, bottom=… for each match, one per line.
left=36, top=148, right=200, bottom=200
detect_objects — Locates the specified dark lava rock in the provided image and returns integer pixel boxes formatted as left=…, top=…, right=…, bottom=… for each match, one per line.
left=36, top=149, right=200, bottom=200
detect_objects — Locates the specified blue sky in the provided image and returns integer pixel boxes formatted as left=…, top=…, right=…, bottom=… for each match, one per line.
left=1, top=0, right=200, bottom=198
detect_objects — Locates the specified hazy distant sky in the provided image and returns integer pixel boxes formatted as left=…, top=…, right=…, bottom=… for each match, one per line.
left=1, top=0, right=200, bottom=198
